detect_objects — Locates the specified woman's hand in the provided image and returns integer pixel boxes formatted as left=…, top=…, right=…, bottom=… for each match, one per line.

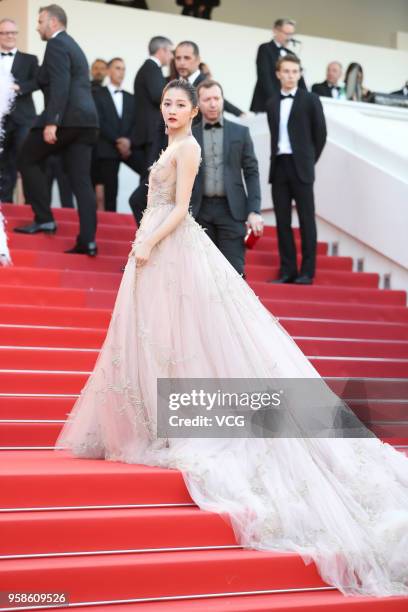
left=130, top=241, right=153, bottom=267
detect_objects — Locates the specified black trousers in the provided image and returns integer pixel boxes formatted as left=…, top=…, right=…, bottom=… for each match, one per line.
left=0, top=121, right=30, bottom=202
left=271, top=154, right=317, bottom=279
left=45, top=154, right=74, bottom=208
left=94, top=154, right=144, bottom=213
left=18, top=127, right=98, bottom=245
left=129, top=142, right=154, bottom=224
left=196, top=196, right=247, bottom=276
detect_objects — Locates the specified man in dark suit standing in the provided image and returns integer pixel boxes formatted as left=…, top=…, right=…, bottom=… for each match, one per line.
left=93, top=57, right=140, bottom=212
left=191, top=79, right=263, bottom=276
left=129, top=36, right=172, bottom=221
left=133, top=36, right=173, bottom=176
left=312, top=61, right=343, bottom=98
left=15, top=4, right=99, bottom=257
left=266, top=56, right=326, bottom=285
left=250, top=18, right=306, bottom=113
left=0, top=18, right=39, bottom=203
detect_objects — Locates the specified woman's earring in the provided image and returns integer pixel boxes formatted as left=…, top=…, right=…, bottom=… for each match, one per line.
left=165, top=123, right=169, bottom=135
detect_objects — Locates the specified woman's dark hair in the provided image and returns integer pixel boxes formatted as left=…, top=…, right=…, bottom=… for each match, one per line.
left=169, top=59, right=178, bottom=82
left=161, top=78, right=198, bottom=107
left=345, top=62, right=364, bottom=83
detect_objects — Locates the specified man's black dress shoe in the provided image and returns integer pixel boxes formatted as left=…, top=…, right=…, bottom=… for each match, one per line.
left=14, top=221, right=57, bottom=234
left=268, top=275, right=296, bottom=284
left=65, top=242, right=98, bottom=257
left=294, top=275, right=313, bottom=285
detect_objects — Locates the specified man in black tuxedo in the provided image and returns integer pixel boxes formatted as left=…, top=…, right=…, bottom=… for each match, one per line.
left=266, top=55, right=326, bottom=285
left=15, top=5, right=99, bottom=257
left=133, top=36, right=173, bottom=176
left=312, top=61, right=343, bottom=98
left=130, top=36, right=173, bottom=221
left=250, top=18, right=306, bottom=113
left=190, top=79, right=263, bottom=276
left=93, top=57, right=140, bottom=212
left=0, top=18, right=39, bottom=203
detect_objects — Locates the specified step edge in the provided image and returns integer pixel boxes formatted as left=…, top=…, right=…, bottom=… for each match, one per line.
left=0, top=545, right=242, bottom=561
left=0, top=586, right=337, bottom=612
left=0, top=503, right=196, bottom=513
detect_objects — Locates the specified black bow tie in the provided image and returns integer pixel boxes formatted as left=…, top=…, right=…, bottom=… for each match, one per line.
left=280, top=93, right=294, bottom=100
left=204, top=122, right=222, bottom=130
left=113, top=89, right=122, bottom=94
left=1, top=52, right=13, bottom=57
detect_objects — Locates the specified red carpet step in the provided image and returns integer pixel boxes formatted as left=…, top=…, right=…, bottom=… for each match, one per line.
left=0, top=451, right=192, bottom=508
left=1, top=264, right=381, bottom=290
left=0, top=506, right=236, bottom=555
left=0, top=548, right=331, bottom=602
left=11, top=247, right=354, bottom=273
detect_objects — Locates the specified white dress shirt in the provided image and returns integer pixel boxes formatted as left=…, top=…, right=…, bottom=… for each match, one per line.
left=51, top=30, right=64, bottom=39
left=277, top=88, right=297, bottom=155
left=107, top=80, right=123, bottom=118
left=149, top=55, right=162, bottom=68
left=0, top=47, right=17, bottom=75
left=274, top=41, right=288, bottom=57
left=188, top=69, right=201, bottom=86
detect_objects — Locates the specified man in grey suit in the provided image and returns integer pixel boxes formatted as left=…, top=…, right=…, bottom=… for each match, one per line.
left=15, top=4, right=99, bottom=256
left=191, top=80, right=263, bottom=277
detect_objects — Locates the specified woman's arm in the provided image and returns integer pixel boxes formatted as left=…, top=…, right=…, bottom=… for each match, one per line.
left=132, top=140, right=200, bottom=266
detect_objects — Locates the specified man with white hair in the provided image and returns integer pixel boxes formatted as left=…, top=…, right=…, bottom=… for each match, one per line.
left=312, top=61, right=343, bottom=98
left=0, top=17, right=39, bottom=203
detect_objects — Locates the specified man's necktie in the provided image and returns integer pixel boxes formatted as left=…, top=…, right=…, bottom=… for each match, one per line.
left=280, top=93, right=294, bottom=100
left=1, top=52, right=13, bottom=57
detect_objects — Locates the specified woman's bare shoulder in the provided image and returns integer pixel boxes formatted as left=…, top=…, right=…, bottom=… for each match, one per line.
left=177, top=135, right=201, bottom=155
left=175, top=136, right=201, bottom=166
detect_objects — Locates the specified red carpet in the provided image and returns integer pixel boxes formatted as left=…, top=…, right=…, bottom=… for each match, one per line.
left=0, top=203, right=407, bottom=610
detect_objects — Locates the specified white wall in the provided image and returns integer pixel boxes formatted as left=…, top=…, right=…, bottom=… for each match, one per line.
left=147, top=0, right=408, bottom=49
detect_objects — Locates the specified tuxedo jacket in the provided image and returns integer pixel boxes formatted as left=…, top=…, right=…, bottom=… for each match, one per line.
left=189, top=118, right=261, bottom=221
left=133, top=58, right=166, bottom=147
left=93, top=87, right=136, bottom=159
left=36, top=30, right=98, bottom=128
left=250, top=40, right=306, bottom=113
left=8, top=51, right=39, bottom=126
left=266, top=89, right=327, bottom=184
left=311, top=80, right=340, bottom=98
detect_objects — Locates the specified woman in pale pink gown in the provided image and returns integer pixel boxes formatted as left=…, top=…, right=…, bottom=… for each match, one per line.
left=55, top=79, right=408, bottom=597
